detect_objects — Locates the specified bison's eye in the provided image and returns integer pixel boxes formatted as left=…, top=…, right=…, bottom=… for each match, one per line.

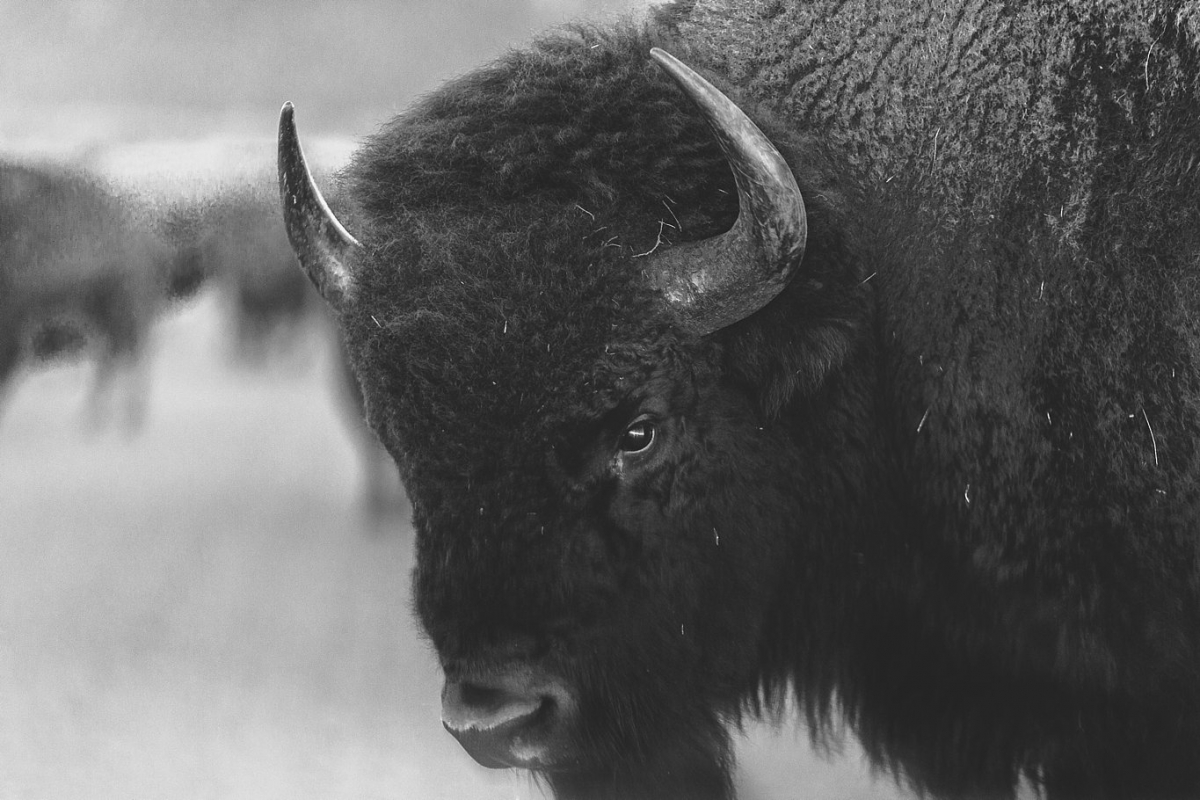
left=618, top=419, right=656, bottom=454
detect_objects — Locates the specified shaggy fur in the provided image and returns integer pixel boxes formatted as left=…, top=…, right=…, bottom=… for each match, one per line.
left=315, top=3, right=1200, bottom=798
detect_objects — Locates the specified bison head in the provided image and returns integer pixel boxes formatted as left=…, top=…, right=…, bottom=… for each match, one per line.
left=279, top=28, right=865, bottom=800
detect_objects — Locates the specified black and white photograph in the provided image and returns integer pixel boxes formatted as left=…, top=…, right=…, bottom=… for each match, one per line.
left=4, top=2, right=1200, bottom=799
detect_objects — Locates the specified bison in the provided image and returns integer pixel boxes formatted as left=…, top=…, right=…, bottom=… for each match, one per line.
left=0, top=159, right=204, bottom=429
left=277, top=1, right=1200, bottom=798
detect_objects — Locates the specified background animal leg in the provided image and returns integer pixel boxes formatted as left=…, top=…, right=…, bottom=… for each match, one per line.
left=87, top=343, right=147, bottom=435
left=0, top=326, right=21, bottom=430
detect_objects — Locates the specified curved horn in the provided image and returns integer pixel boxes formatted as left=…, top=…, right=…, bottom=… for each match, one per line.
left=647, top=48, right=807, bottom=335
left=277, top=102, right=359, bottom=309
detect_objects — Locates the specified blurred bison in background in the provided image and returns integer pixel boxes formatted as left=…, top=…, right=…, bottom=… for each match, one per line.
left=279, top=1, right=1200, bottom=798
left=184, top=184, right=406, bottom=519
left=0, top=159, right=204, bottom=430
left=186, top=186, right=319, bottom=364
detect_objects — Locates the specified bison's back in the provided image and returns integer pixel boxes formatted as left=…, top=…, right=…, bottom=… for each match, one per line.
left=678, top=0, right=1200, bottom=700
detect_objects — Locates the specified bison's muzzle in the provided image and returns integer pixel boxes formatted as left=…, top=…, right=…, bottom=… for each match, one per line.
left=441, top=662, right=577, bottom=770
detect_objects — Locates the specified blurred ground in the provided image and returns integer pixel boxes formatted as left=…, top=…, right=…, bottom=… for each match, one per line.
left=0, top=295, right=913, bottom=800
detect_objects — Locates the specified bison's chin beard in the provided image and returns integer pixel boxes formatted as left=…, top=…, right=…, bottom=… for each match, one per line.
left=534, top=670, right=736, bottom=800
left=542, top=716, right=735, bottom=800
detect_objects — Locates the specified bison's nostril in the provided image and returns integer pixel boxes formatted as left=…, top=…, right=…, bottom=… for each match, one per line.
left=440, top=667, right=575, bottom=769
left=458, top=681, right=501, bottom=710
left=443, top=679, right=544, bottom=733
left=442, top=679, right=549, bottom=769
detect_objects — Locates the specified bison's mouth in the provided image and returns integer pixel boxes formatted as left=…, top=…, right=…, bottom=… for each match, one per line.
left=441, top=662, right=577, bottom=770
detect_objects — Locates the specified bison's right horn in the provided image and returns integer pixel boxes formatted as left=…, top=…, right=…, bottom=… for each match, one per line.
left=647, top=49, right=807, bottom=335
left=278, top=102, right=359, bottom=310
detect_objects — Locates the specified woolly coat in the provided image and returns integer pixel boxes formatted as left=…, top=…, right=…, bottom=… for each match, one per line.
left=329, top=1, right=1200, bottom=796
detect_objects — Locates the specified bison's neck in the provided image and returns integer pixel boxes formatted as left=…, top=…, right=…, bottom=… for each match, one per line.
left=767, top=257, right=1200, bottom=797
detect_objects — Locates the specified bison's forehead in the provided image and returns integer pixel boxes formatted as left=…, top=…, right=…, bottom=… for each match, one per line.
left=344, top=206, right=686, bottom=478
left=342, top=26, right=736, bottom=230
left=335, top=27, right=743, bottom=476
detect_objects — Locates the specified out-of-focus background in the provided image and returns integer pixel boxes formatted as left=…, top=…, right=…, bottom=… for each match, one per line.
left=0, top=2, right=913, bottom=798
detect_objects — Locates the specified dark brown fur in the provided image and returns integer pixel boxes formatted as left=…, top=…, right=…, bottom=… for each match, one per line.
left=310, top=4, right=1200, bottom=797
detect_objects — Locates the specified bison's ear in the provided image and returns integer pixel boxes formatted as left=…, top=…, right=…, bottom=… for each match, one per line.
left=277, top=102, right=359, bottom=310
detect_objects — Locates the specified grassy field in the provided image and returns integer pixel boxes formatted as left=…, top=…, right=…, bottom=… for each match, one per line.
left=0, top=295, right=910, bottom=800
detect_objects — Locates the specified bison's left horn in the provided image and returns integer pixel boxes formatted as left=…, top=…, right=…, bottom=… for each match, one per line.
left=647, top=48, right=807, bottom=335
left=278, top=102, right=359, bottom=309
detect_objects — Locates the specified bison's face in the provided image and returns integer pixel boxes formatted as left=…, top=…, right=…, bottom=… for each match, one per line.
left=278, top=42, right=840, bottom=796
left=403, top=352, right=799, bottom=778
